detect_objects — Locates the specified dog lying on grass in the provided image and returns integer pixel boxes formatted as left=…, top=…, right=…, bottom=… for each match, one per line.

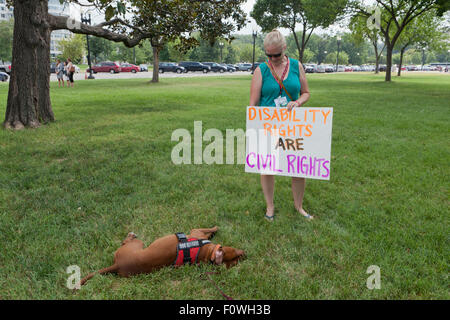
left=80, top=226, right=245, bottom=286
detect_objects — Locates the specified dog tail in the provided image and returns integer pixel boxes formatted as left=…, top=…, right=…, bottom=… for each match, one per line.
left=80, top=264, right=118, bottom=287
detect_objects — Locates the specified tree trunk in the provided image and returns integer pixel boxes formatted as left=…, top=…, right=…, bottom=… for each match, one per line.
left=421, top=49, right=426, bottom=70
left=291, top=29, right=301, bottom=61
left=373, top=41, right=379, bottom=74
left=385, top=45, right=393, bottom=82
left=398, top=47, right=406, bottom=77
left=151, top=46, right=160, bottom=83
left=4, top=0, right=53, bottom=130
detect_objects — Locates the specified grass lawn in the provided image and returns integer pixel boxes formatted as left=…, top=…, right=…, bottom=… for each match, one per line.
left=0, top=73, right=448, bottom=299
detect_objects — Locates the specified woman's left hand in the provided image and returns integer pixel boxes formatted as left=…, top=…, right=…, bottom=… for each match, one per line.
left=287, top=100, right=300, bottom=112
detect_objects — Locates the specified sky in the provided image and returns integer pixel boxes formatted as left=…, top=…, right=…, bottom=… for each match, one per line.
left=237, top=0, right=262, bottom=35
left=73, top=0, right=348, bottom=37
left=236, top=0, right=348, bottom=36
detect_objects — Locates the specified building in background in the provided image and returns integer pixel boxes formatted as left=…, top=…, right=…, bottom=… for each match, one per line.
left=0, top=0, right=14, bottom=20
left=0, top=0, right=81, bottom=58
left=49, top=0, right=79, bottom=58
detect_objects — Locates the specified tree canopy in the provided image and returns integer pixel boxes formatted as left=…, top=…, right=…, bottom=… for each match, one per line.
left=351, top=0, right=445, bottom=81
left=251, top=0, right=348, bottom=61
left=3, top=0, right=248, bottom=129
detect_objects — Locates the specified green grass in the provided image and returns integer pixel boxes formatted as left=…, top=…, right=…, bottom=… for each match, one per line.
left=0, top=73, right=448, bottom=299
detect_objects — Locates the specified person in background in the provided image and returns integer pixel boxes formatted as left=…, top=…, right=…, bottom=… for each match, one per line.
left=66, top=58, right=75, bottom=88
left=56, top=59, right=65, bottom=87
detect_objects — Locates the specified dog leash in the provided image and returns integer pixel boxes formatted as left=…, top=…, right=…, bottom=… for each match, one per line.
left=203, top=271, right=233, bottom=300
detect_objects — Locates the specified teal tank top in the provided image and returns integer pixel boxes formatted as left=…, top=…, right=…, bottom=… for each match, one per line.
left=259, top=57, right=301, bottom=107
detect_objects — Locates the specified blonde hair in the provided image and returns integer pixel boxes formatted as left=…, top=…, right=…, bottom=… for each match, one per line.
left=264, top=29, right=286, bottom=49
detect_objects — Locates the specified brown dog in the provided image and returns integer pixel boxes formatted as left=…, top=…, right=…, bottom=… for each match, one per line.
left=80, top=226, right=245, bottom=286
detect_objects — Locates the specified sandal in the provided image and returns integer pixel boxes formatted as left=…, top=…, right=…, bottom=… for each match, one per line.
left=296, top=207, right=314, bottom=220
left=301, top=213, right=314, bottom=220
left=264, top=214, right=275, bottom=222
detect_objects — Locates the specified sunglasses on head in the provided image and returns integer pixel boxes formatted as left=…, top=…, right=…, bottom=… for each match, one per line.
left=266, top=52, right=282, bottom=58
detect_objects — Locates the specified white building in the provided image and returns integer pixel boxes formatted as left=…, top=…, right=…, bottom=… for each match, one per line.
left=0, top=0, right=13, bottom=20
left=49, top=0, right=78, bottom=58
left=0, top=1, right=80, bottom=58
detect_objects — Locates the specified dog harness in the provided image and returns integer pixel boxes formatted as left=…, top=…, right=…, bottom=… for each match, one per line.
left=173, top=233, right=211, bottom=266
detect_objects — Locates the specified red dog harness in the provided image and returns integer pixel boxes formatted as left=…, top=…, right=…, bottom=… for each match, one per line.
left=173, top=233, right=211, bottom=266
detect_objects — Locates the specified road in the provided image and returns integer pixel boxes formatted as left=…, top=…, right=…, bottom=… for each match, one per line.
left=49, top=70, right=252, bottom=81
left=2, top=70, right=447, bottom=84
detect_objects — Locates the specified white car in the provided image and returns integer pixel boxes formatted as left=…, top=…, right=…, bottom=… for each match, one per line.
left=314, top=65, right=326, bottom=73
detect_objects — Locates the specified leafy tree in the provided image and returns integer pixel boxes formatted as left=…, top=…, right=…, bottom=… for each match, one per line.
left=223, top=44, right=238, bottom=64
left=305, top=33, right=330, bottom=65
left=251, top=0, right=348, bottom=62
left=238, top=43, right=264, bottom=63
left=131, top=0, right=246, bottom=82
left=167, top=39, right=188, bottom=63
left=3, top=0, right=246, bottom=129
left=394, top=10, right=444, bottom=75
left=0, top=19, right=13, bottom=63
left=352, top=0, right=446, bottom=81
left=57, top=34, right=86, bottom=64
left=349, top=11, right=386, bottom=73
left=89, top=36, right=113, bottom=63
left=324, top=51, right=349, bottom=65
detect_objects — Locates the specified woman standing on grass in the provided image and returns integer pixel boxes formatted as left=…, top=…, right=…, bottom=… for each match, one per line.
left=249, top=29, right=313, bottom=222
left=56, top=59, right=65, bottom=87
left=66, top=58, right=75, bottom=88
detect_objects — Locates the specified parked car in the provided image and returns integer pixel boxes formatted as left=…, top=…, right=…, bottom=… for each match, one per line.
left=236, top=63, right=253, bottom=71
left=304, top=64, right=315, bottom=73
left=337, top=65, right=346, bottom=72
left=314, top=65, right=326, bottom=73
left=250, top=62, right=263, bottom=71
left=50, top=62, right=57, bottom=73
left=344, top=66, right=353, bottom=72
left=378, top=65, right=387, bottom=72
left=0, top=63, right=11, bottom=74
left=225, top=64, right=237, bottom=72
left=139, top=64, right=148, bottom=72
left=178, top=61, right=210, bottom=73
left=87, top=61, right=121, bottom=74
left=0, top=72, right=8, bottom=82
left=351, top=65, right=362, bottom=72
left=324, top=65, right=335, bottom=73
left=121, top=63, right=140, bottom=73
left=202, top=62, right=227, bottom=73
left=422, top=65, right=439, bottom=71
left=360, top=65, right=373, bottom=72
left=406, top=65, right=418, bottom=71
left=158, top=62, right=186, bottom=74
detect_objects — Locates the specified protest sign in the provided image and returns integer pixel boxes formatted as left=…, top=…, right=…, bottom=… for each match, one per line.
left=245, top=107, right=333, bottom=180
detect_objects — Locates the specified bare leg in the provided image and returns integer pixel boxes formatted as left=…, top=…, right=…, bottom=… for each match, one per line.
left=261, top=175, right=275, bottom=217
left=292, top=177, right=313, bottom=219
